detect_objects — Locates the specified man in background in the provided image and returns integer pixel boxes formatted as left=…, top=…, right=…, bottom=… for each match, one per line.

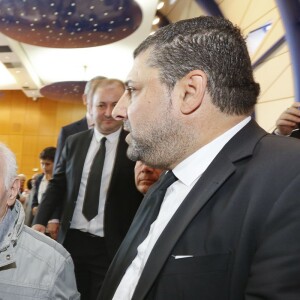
left=54, top=76, right=106, bottom=169
left=16, top=173, right=26, bottom=204
left=31, top=146, right=57, bottom=238
left=0, top=143, right=80, bottom=300
left=33, top=79, right=143, bottom=300
left=134, top=161, right=163, bottom=195
left=98, top=16, right=300, bottom=299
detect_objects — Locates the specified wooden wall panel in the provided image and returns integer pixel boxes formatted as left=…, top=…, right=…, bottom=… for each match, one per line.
left=0, top=90, right=85, bottom=181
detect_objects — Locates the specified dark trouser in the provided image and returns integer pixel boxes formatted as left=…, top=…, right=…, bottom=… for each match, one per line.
left=63, top=229, right=111, bottom=300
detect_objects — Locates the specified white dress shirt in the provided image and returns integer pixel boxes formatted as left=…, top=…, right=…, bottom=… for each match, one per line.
left=38, top=175, right=48, bottom=204
left=70, top=127, right=121, bottom=236
left=113, top=117, right=251, bottom=300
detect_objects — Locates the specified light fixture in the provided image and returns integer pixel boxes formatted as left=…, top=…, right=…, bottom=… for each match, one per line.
left=152, top=17, right=160, bottom=25
left=157, top=1, right=164, bottom=10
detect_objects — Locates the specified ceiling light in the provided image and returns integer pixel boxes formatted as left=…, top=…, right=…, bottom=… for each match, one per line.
left=152, top=17, right=160, bottom=25
left=157, top=1, right=165, bottom=10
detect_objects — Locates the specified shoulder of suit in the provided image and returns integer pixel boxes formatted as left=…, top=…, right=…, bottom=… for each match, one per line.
left=35, top=173, right=44, bottom=184
left=65, top=128, right=93, bottom=144
left=63, top=117, right=86, bottom=128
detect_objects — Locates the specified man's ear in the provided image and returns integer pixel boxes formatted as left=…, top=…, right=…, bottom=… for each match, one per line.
left=180, top=70, right=207, bottom=115
left=82, top=94, right=87, bottom=106
left=7, top=178, right=20, bottom=206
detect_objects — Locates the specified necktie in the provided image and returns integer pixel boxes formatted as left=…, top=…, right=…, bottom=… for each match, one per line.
left=131, top=170, right=178, bottom=252
left=82, top=137, right=106, bottom=221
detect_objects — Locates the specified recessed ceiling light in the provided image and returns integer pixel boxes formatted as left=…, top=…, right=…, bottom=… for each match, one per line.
left=152, top=17, right=160, bottom=25
left=157, top=1, right=165, bottom=10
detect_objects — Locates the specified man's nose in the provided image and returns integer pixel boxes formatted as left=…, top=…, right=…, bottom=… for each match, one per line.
left=104, top=106, right=114, bottom=117
left=112, top=92, right=128, bottom=121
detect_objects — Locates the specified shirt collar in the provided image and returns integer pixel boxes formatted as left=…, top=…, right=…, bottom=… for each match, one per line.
left=93, top=126, right=122, bottom=144
left=173, top=116, right=251, bottom=186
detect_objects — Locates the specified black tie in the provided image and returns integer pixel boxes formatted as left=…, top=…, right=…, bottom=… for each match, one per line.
left=82, top=137, right=106, bottom=221
left=132, top=170, right=178, bottom=249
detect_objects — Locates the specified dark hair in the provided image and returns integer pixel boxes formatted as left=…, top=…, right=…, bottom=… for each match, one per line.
left=134, top=16, right=260, bottom=115
left=39, top=147, right=56, bottom=161
left=27, top=178, right=33, bottom=190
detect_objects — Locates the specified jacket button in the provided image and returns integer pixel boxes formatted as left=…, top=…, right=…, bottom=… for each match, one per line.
left=6, top=255, right=11, bottom=260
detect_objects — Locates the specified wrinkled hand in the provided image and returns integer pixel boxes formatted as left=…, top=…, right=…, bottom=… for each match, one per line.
left=47, top=223, right=59, bottom=240
left=32, top=224, right=46, bottom=234
left=276, top=102, right=300, bottom=135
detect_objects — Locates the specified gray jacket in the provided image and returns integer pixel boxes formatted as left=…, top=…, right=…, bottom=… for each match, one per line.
left=0, top=200, right=80, bottom=300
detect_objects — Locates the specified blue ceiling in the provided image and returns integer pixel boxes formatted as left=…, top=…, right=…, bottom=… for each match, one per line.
left=0, top=0, right=143, bottom=48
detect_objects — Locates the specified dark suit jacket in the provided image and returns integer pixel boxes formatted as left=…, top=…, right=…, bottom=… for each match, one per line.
left=98, top=120, right=300, bottom=300
left=34, top=129, right=143, bottom=258
left=31, top=173, right=44, bottom=209
left=53, top=116, right=88, bottom=170
left=31, top=174, right=61, bottom=221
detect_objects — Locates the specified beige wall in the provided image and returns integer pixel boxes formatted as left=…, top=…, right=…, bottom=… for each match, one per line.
left=0, top=90, right=85, bottom=180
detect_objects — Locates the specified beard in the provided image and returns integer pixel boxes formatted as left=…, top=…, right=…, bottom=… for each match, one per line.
left=124, top=109, right=189, bottom=170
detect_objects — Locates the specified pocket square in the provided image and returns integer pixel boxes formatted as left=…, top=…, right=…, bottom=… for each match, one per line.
left=172, top=255, right=194, bottom=259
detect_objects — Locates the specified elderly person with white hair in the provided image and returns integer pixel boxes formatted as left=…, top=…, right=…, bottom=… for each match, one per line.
left=0, top=143, right=80, bottom=299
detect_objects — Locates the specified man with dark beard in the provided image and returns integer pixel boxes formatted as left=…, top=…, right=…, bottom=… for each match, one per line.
left=98, top=16, right=300, bottom=300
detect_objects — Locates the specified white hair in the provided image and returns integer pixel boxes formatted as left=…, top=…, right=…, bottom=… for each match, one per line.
left=0, top=143, right=17, bottom=190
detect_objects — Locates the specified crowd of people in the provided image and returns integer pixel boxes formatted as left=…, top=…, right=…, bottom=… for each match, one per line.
left=1, top=15, right=300, bottom=300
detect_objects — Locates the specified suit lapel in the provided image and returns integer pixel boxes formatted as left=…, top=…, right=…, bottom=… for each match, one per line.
left=105, top=129, right=130, bottom=209
left=99, top=174, right=172, bottom=299
left=71, top=130, right=93, bottom=198
left=133, top=156, right=236, bottom=299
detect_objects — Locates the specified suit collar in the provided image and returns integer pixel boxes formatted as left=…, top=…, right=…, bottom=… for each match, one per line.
left=173, top=117, right=251, bottom=186
left=93, top=126, right=122, bottom=143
